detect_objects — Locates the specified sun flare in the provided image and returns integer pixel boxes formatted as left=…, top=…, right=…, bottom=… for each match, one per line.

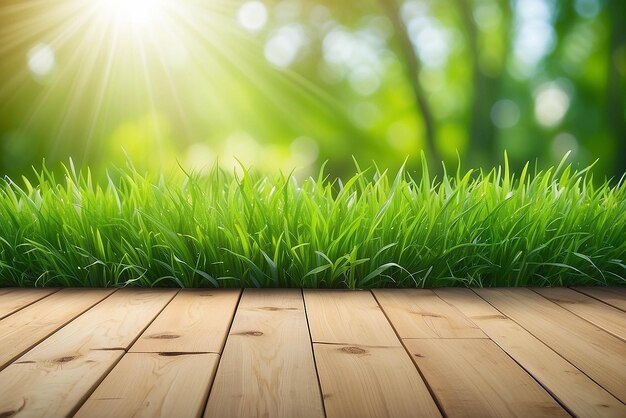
left=0, top=0, right=336, bottom=172
left=95, top=0, right=165, bottom=27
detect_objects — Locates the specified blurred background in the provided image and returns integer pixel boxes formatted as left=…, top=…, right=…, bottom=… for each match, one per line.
left=0, top=0, right=624, bottom=180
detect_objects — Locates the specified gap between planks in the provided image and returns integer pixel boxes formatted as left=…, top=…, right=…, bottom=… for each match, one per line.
left=572, top=287, right=626, bottom=312
left=373, top=289, right=569, bottom=418
left=305, top=289, right=441, bottom=418
left=437, top=288, right=626, bottom=418
left=474, top=288, right=626, bottom=404
left=77, top=289, right=241, bottom=418
left=1, top=288, right=624, bottom=418
left=0, top=289, right=178, bottom=418
left=532, top=287, right=626, bottom=342
left=205, top=289, right=325, bottom=418
left=0, top=288, right=60, bottom=320
left=0, top=288, right=117, bottom=371
left=301, top=288, right=328, bottom=418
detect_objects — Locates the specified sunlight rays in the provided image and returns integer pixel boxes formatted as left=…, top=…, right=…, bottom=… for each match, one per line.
left=0, top=0, right=347, bottom=173
left=94, top=0, right=166, bottom=28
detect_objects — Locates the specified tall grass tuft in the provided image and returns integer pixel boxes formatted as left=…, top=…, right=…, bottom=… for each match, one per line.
left=1, top=154, right=625, bottom=288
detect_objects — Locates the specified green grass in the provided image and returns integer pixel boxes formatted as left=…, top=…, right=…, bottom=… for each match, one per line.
left=0, top=154, right=625, bottom=288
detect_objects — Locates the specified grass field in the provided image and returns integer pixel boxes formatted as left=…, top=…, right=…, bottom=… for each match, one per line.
left=1, top=154, right=625, bottom=288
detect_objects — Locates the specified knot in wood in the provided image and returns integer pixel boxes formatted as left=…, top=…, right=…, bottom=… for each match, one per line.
left=341, top=346, right=367, bottom=355
left=149, top=333, right=180, bottom=339
left=237, top=331, right=264, bottom=336
left=54, top=356, right=77, bottom=363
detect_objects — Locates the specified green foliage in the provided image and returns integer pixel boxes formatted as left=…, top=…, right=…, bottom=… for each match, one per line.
left=0, top=155, right=625, bottom=288
left=1, top=0, right=624, bottom=179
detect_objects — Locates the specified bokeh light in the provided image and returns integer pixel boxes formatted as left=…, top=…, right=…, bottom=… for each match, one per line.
left=512, top=0, right=555, bottom=77
left=237, top=1, right=268, bottom=32
left=0, top=0, right=623, bottom=180
left=264, top=24, right=305, bottom=68
left=534, top=83, right=571, bottom=128
left=574, top=0, right=600, bottom=19
left=27, top=43, right=55, bottom=80
left=491, top=100, right=521, bottom=129
left=552, top=132, right=579, bottom=158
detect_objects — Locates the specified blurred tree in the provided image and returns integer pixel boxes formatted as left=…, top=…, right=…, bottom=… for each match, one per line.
left=379, top=0, right=441, bottom=164
left=0, top=0, right=623, bottom=179
left=606, top=0, right=626, bottom=177
left=455, top=0, right=509, bottom=165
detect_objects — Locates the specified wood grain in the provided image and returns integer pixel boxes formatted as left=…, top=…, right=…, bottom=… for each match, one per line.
left=306, top=290, right=439, bottom=418
left=534, top=287, right=626, bottom=341
left=0, top=349, right=123, bottom=418
left=22, top=289, right=177, bottom=355
left=0, top=288, right=113, bottom=370
left=131, top=289, right=241, bottom=354
left=314, top=343, right=440, bottom=418
left=573, top=287, right=626, bottom=312
left=405, top=338, right=568, bottom=418
left=304, top=290, right=400, bottom=346
left=204, top=289, right=324, bottom=418
left=76, top=353, right=219, bottom=418
left=477, top=287, right=626, bottom=402
left=0, top=288, right=623, bottom=417
left=373, top=289, right=486, bottom=338
left=436, top=288, right=626, bottom=418
left=0, top=289, right=176, bottom=418
left=0, top=288, right=15, bottom=296
left=0, top=288, right=57, bottom=319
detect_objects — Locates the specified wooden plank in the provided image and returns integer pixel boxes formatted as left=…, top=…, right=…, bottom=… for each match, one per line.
left=0, top=288, right=16, bottom=306
left=0, top=288, right=114, bottom=370
left=131, top=289, right=240, bottom=354
left=0, top=288, right=57, bottom=319
left=373, top=289, right=486, bottom=338
left=0, top=349, right=123, bottom=418
left=405, top=338, right=568, bottom=418
left=305, top=290, right=440, bottom=418
left=0, top=289, right=176, bottom=418
left=204, top=289, right=324, bottom=418
left=314, top=343, right=441, bottom=418
left=304, top=290, right=400, bottom=346
left=76, top=353, right=219, bottom=418
left=436, top=288, right=626, bottom=418
left=574, top=287, right=626, bottom=312
left=535, top=287, right=626, bottom=341
left=20, top=289, right=177, bottom=353
left=476, top=288, right=626, bottom=403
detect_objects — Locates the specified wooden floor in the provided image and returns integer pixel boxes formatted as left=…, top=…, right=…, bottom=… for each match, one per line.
left=0, top=287, right=625, bottom=418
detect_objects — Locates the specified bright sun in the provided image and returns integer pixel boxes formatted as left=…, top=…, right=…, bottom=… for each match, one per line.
left=2, top=0, right=302, bottom=166
left=96, top=0, right=165, bottom=27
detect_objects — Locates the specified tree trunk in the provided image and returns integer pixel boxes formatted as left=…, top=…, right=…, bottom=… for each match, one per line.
left=607, top=1, right=626, bottom=178
left=456, top=0, right=497, bottom=164
left=379, top=0, right=441, bottom=166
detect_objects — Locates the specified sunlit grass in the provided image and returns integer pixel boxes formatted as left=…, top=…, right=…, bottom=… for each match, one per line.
left=0, top=153, right=624, bottom=288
